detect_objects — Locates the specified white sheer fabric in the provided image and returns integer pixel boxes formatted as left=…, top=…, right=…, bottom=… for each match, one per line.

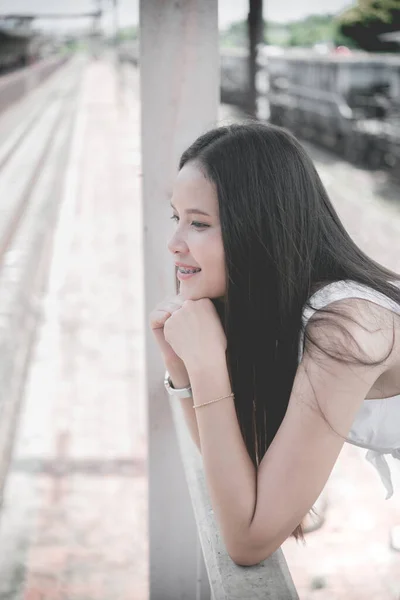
left=299, top=280, right=400, bottom=499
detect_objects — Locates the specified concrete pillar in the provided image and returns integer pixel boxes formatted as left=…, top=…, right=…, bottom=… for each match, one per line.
left=247, top=0, right=263, bottom=115
left=140, top=1, right=218, bottom=598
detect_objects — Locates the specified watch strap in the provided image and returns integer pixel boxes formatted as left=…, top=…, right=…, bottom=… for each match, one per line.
left=164, top=370, right=192, bottom=398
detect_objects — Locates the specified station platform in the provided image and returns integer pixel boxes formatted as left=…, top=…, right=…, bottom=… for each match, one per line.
left=0, top=56, right=399, bottom=599
left=0, top=58, right=147, bottom=600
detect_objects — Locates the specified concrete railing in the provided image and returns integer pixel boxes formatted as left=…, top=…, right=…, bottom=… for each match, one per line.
left=169, top=397, right=299, bottom=600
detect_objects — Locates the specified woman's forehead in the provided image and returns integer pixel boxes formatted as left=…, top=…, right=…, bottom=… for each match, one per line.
left=176, top=162, right=208, bottom=186
left=173, top=163, right=218, bottom=212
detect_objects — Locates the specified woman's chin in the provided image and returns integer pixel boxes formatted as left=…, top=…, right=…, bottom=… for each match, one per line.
left=178, top=282, right=226, bottom=302
left=179, top=290, right=201, bottom=301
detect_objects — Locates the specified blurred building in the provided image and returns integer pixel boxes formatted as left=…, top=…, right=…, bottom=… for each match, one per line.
left=0, top=15, right=37, bottom=72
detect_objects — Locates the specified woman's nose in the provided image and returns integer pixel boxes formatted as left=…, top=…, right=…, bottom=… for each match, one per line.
left=167, top=230, right=188, bottom=255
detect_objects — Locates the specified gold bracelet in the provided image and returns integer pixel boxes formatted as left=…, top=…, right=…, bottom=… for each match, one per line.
left=193, top=392, right=234, bottom=409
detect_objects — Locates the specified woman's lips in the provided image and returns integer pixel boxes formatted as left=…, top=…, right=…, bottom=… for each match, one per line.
left=177, top=269, right=201, bottom=281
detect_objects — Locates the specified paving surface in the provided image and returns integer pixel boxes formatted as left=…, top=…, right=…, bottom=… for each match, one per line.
left=0, top=59, right=399, bottom=599
left=0, top=58, right=147, bottom=600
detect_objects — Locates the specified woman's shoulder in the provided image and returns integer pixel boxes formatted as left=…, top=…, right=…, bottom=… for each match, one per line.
left=307, top=279, right=400, bottom=311
left=304, top=280, right=400, bottom=326
left=302, top=279, right=400, bottom=367
left=310, top=297, right=395, bottom=360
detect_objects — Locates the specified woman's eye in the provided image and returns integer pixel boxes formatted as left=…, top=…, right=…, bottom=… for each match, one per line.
left=191, top=221, right=209, bottom=229
left=170, top=215, right=208, bottom=229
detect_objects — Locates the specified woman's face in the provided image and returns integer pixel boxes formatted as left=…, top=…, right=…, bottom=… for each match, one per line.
left=168, top=162, right=226, bottom=301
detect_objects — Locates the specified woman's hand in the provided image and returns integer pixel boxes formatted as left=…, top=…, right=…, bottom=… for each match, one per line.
left=163, top=298, right=227, bottom=372
left=149, top=293, right=187, bottom=366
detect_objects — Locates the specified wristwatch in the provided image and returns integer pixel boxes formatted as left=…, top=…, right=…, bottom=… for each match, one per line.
left=164, top=370, right=192, bottom=398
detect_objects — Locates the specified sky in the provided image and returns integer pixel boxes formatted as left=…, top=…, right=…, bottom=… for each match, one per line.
left=0, top=0, right=355, bottom=33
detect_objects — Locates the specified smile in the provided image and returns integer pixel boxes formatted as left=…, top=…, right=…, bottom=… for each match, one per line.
left=177, top=269, right=201, bottom=280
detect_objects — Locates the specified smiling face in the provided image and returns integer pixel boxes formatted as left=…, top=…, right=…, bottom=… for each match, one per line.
left=168, top=162, right=226, bottom=301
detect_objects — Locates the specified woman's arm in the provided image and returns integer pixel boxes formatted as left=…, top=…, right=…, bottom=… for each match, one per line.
left=187, top=299, right=392, bottom=566
left=188, top=357, right=258, bottom=563
left=166, top=359, right=201, bottom=453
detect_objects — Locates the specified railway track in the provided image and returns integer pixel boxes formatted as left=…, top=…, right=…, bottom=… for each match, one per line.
left=0, top=57, right=82, bottom=264
left=0, top=55, right=86, bottom=497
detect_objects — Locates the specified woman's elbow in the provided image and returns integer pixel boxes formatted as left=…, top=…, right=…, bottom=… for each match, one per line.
left=225, top=524, right=280, bottom=566
left=228, top=545, right=273, bottom=567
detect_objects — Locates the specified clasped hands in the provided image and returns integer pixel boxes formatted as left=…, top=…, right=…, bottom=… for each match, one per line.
left=163, top=298, right=227, bottom=372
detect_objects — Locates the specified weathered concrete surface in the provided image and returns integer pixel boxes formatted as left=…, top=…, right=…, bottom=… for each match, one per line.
left=140, top=1, right=219, bottom=598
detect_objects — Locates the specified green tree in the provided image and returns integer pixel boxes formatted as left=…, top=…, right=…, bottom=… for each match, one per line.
left=117, top=25, right=138, bottom=41
left=338, top=0, right=400, bottom=51
left=286, top=14, right=335, bottom=47
left=219, top=21, right=248, bottom=47
left=219, top=13, right=359, bottom=50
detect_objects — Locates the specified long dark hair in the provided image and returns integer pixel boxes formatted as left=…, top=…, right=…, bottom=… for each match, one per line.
left=179, top=122, right=400, bottom=540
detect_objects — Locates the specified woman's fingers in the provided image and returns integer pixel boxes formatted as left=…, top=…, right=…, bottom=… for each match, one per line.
left=150, top=295, right=185, bottom=329
left=150, top=309, right=171, bottom=329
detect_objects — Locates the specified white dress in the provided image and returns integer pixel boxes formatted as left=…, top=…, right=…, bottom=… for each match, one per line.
left=299, top=280, right=400, bottom=499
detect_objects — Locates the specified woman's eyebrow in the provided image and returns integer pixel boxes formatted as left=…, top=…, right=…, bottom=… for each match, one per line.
left=170, top=202, right=211, bottom=217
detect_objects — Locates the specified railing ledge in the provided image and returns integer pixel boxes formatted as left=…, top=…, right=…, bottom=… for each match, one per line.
left=169, top=397, right=299, bottom=600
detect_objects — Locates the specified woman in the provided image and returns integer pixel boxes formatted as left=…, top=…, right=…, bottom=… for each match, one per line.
left=149, top=122, right=400, bottom=566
